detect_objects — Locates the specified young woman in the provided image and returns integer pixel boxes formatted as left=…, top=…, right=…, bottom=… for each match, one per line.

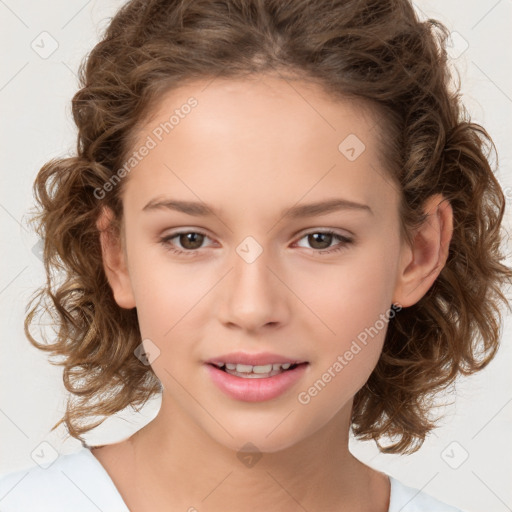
left=1, top=0, right=510, bottom=510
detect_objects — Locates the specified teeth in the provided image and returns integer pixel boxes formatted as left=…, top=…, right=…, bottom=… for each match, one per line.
left=251, top=364, right=273, bottom=374
left=214, top=361, right=297, bottom=376
left=236, top=364, right=253, bottom=373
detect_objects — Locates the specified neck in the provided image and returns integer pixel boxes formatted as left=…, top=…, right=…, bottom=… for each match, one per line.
left=121, top=392, right=387, bottom=512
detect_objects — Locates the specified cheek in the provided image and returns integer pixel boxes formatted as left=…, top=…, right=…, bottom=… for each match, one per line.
left=295, top=235, right=400, bottom=394
left=301, top=246, right=398, bottom=340
left=293, top=255, right=394, bottom=424
left=126, top=241, right=214, bottom=338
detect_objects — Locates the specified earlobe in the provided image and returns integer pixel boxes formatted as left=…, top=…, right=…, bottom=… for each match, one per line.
left=96, top=206, right=136, bottom=309
left=392, top=194, right=453, bottom=307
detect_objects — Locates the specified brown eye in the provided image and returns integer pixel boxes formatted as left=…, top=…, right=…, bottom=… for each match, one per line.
left=307, top=232, right=334, bottom=250
left=295, top=230, right=353, bottom=255
left=177, top=232, right=205, bottom=250
left=160, top=230, right=212, bottom=256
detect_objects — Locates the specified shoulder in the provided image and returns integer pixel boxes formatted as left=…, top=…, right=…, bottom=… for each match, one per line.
left=388, top=475, right=465, bottom=512
left=0, top=448, right=129, bottom=512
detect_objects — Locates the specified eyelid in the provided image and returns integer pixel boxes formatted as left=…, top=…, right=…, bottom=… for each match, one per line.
left=160, top=228, right=216, bottom=247
left=160, top=227, right=353, bottom=243
left=295, top=226, right=354, bottom=239
left=292, top=229, right=353, bottom=250
left=160, top=227, right=354, bottom=256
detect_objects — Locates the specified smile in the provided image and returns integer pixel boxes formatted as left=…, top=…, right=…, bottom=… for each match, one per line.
left=205, top=362, right=309, bottom=401
left=211, top=362, right=297, bottom=378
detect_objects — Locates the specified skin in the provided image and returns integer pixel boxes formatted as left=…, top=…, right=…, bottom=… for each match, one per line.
left=94, top=73, right=453, bottom=512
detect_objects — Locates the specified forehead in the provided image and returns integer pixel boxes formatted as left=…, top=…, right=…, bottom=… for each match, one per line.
left=123, top=74, right=397, bottom=219
left=138, top=74, right=380, bottom=151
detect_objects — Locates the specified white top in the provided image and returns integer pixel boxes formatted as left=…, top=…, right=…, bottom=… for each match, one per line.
left=0, top=447, right=465, bottom=511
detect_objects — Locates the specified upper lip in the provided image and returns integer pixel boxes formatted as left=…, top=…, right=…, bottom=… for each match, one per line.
left=205, top=351, right=308, bottom=366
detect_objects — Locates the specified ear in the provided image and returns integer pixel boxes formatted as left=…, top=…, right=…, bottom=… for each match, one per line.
left=392, top=193, right=453, bottom=308
left=96, top=206, right=136, bottom=309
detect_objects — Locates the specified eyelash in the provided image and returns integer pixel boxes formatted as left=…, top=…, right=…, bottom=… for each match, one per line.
left=159, top=229, right=353, bottom=257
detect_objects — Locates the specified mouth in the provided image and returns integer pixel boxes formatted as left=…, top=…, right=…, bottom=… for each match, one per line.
left=204, top=351, right=310, bottom=401
left=207, top=361, right=308, bottom=379
left=205, top=360, right=310, bottom=402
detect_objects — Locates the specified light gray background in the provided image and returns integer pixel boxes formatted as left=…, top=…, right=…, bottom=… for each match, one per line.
left=1, top=1, right=511, bottom=511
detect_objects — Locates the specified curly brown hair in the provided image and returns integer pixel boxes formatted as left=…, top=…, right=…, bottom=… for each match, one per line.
left=24, top=0, right=512, bottom=454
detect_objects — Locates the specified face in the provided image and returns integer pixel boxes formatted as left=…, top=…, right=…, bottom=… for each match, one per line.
left=106, top=74, right=408, bottom=453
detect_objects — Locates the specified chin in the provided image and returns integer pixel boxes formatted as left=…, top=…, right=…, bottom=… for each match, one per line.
left=202, top=414, right=318, bottom=456
left=223, top=432, right=301, bottom=456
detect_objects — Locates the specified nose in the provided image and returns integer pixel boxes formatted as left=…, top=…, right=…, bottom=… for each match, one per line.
left=217, top=244, right=290, bottom=332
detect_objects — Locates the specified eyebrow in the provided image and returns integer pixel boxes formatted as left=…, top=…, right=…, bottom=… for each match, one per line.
left=142, top=197, right=373, bottom=218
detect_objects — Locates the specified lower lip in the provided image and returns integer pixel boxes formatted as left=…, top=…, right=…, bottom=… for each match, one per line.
left=205, top=363, right=309, bottom=402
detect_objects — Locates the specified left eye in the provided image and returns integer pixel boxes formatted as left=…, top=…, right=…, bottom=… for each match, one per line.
left=294, top=230, right=353, bottom=253
left=159, top=230, right=353, bottom=256
left=161, top=231, right=210, bottom=251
